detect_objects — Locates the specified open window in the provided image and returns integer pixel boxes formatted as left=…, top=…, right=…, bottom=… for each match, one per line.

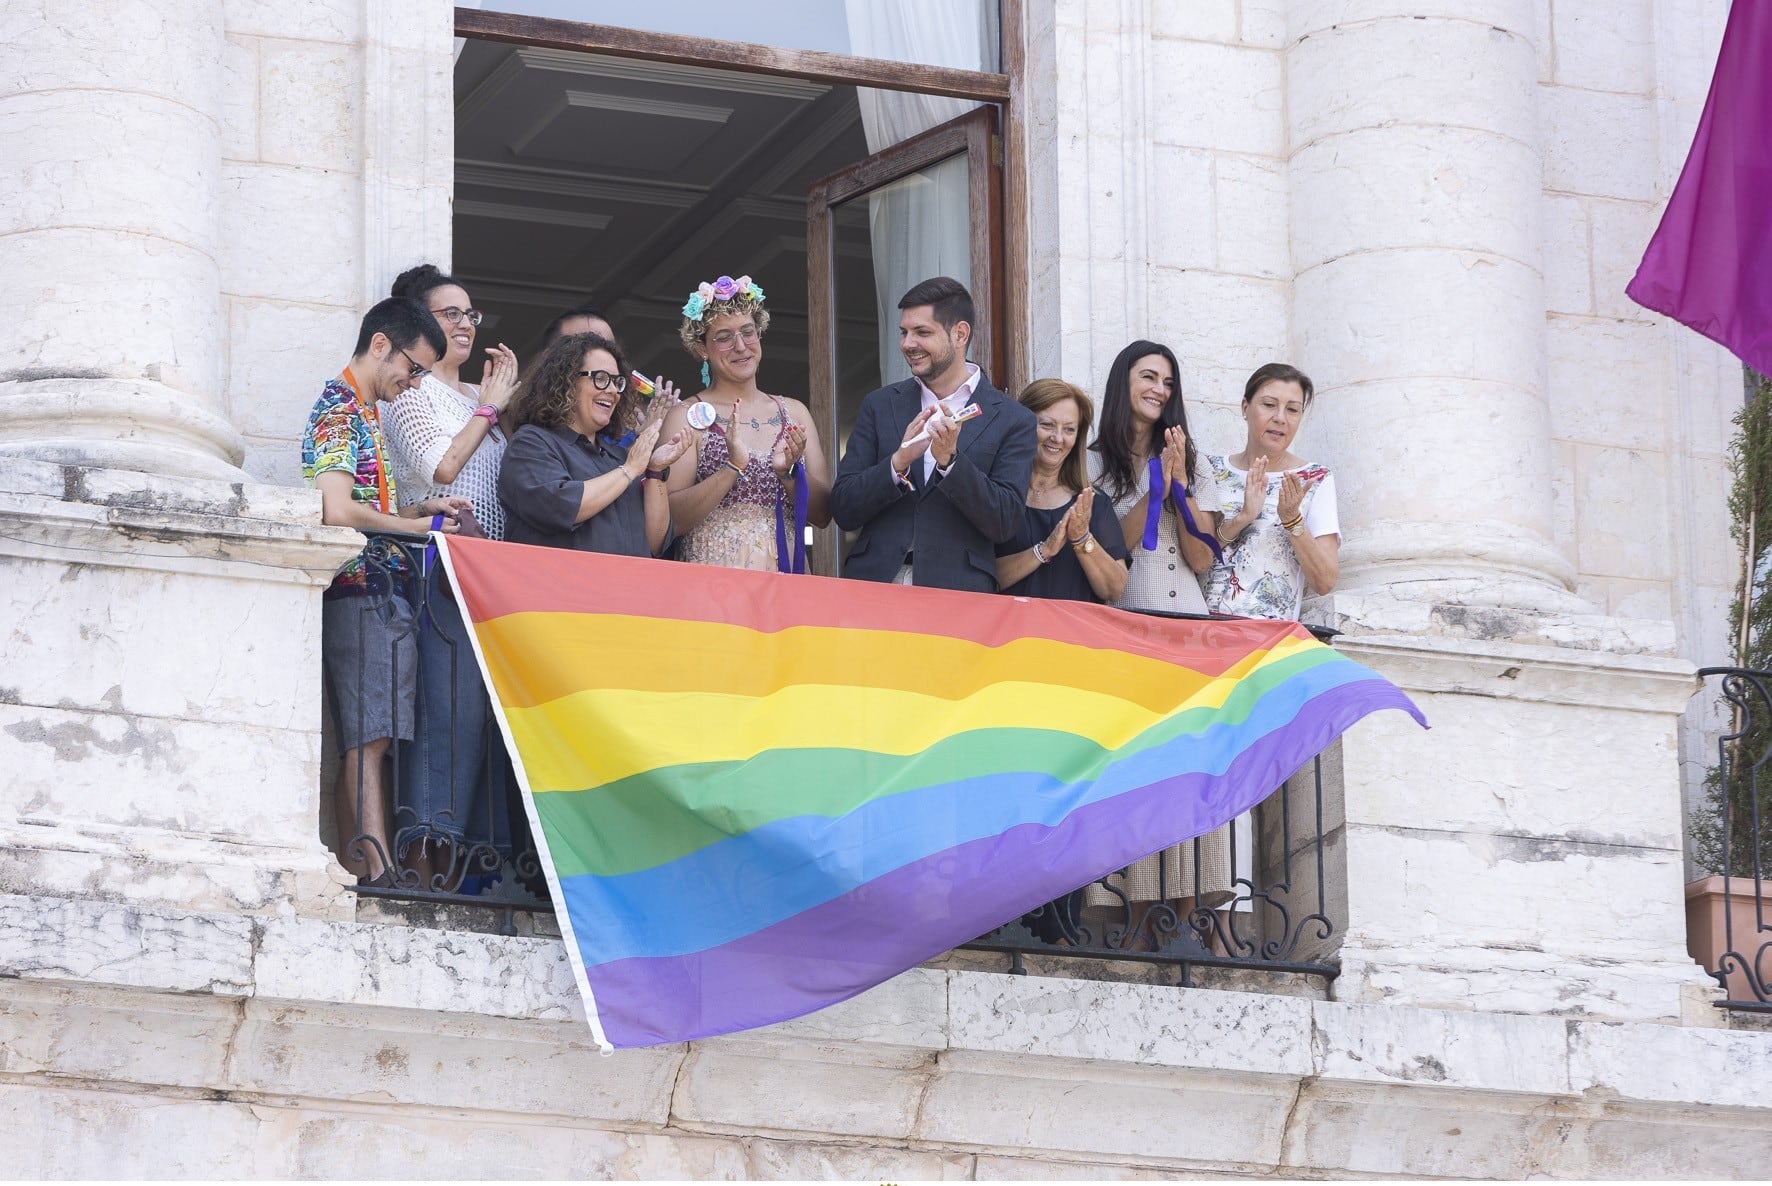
left=806, top=105, right=1004, bottom=576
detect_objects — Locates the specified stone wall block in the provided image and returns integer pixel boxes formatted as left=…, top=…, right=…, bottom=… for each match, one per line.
left=3, top=548, right=327, bottom=729
left=1341, top=823, right=1689, bottom=955
left=0, top=981, right=237, bottom=1089
left=226, top=298, right=362, bottom=442
left=1542, top=86, right=1657, bottom=201
left=1296, top=251, right=1545, bottom=392
left=0, top=230, right=227, bottom=401
left=1148, top=267, right=1289, bottom=406
left=1152, top=0, right=1237, bottom=43
left=220, top=163, right=362, bottom=307
left=1291, top=126, right=1541, bottom=274
left=257, top=37, right=364, bottom=172
left=1289, top=0, right=1537, bottom=39
left=0, top=894, right=254, bottom=995
left=0, top=0, right=223, bottom=111
left=1541, top=195, right=1594, bottom=315
left=947, top=970, right=1314, bottom=1075
left=1549, top=0, right=1655, bottom=94
left=1213, top=153, right=1288, bottom=280
left=1568, top=1019, right=1772, bottom=1110
left=1587, top=199, right=1660, bottom=319
left=1574, top=444, right=1673, bottom=580
left=915, top=1050, right=1295, bottom=1165
left=1147, top=40, right=1283, bottom=157
left=0, top=1084, right=271, bottom=1178
left=1147, top=147, right=1217, bottom=272
left=755, top=967, right=949, bottom=1048
left=0, top=93, right=218, bottom=251
left=227, top=1003, right=677, bottom=1124
left=1240, top=0, right=1288, bottom=48
left=255, top=916, right=582, bottom=1024
left=1311, top=1000, right=1572, bottom=1095
left=223, top=0, right=359, bottom=43
left=1307, top=375, right=1554, bottom=535
left=1546, top=315, right=1670, bottom=448
left=1283, top=1081, right=1551, bottom=1178
left=671, top=1040, right=931, bottom=1139
left=0, top=704, right=324, bottom=843
left=220, top=34, right=260, bottom=162
left=1339, top=687, right=1682, bottom=844
left=1289, top=19, right=1538, bottom=148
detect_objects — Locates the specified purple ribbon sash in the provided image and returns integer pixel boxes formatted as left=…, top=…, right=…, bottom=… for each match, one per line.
left=774, top=461, right=809, bottom=575
left=1141, top=456, right=1223, bottom=563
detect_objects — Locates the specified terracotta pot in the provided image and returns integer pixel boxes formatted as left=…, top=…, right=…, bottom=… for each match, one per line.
left=1686, top=874, right=1772, bottom=1003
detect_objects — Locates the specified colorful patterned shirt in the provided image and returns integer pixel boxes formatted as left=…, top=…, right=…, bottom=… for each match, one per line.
left=302, top=376, right=408, bottom=594
left=1202, top=455, right=1339, bottom=621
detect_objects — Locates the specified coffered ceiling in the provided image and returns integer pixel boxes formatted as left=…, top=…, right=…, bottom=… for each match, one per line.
left=452, top=40, right=883, bottom=406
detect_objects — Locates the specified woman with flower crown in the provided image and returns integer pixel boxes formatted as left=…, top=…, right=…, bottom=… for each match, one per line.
left=661, top=274, right=832, bottom=572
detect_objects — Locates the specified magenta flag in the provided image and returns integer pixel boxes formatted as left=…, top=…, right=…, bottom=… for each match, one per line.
left=1626, top=0, right=1772, bottom=376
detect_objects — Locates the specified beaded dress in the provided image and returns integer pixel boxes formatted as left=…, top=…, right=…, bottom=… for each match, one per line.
left=677, top=394, right=792, bottom=572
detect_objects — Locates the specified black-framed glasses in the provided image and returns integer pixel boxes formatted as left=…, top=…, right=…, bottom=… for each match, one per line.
left=397, top=348, right=432, bottom=381
left=431, top=306, right=483, bottom=327
left=577, top=369, right=628, bottom=392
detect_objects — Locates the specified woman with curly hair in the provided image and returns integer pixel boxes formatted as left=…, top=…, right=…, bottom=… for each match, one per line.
left=497, top=331, right=689, bottom=556
left=660, top=273, right=831, bottom=572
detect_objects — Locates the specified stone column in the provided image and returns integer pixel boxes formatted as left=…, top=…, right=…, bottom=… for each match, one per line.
left=1285, top=2, right=1714, bottom=1020
left=1288, top=0, right=1580, bottom=613
left=0, top=0, right=246, bottom=480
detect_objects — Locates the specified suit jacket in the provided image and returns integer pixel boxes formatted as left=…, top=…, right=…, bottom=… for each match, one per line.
left=830, top=374, right=1037, bottom=592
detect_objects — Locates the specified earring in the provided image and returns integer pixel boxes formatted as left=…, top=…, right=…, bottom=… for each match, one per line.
left=700, top=360, right=711, bottom=388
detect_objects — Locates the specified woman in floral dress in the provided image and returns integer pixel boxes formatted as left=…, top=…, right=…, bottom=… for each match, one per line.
left=663, top=274, right=831, bottom=572
left=1204, top=363, right=1341, bottom=618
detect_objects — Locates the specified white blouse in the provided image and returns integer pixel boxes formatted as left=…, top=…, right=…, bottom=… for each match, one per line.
left=1087, top=450, right=1222, bottom=614
left=383, top=374, right=507, bottom=540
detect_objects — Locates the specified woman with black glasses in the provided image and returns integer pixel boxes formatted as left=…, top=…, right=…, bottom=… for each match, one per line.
left=384, top=264, right=519, bottom=540
left=499, top=332, right=690, bottom=556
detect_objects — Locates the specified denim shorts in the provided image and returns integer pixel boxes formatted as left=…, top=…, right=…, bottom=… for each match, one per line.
left=322, top=592, right=417, bottom=751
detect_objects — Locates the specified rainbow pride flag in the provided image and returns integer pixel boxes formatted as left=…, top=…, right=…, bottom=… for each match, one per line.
left=438, top=537, right=1424, bottom=1050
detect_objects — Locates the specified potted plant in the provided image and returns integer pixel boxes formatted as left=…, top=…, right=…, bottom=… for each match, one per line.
left=1688, top=369, right=1772, bottom=1004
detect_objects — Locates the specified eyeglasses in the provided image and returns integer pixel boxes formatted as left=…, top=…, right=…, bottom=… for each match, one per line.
left=576, top=370, right=628, bottom=392
left=397, top=347, right=432, bottom=381
left=431, top=306, right=483, bottom=327
left=708, top=324, right=760, bottom=350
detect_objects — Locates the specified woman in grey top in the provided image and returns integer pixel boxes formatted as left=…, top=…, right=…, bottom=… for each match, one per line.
left=499, top=332, right=689, bottom=556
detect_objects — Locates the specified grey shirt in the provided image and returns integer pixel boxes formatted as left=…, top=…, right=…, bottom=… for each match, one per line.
left=498, top=423, right=655, bottom=556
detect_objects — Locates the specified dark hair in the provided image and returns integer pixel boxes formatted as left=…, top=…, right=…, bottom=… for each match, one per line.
left=541, top=304, right=613, bottom=350
left=510, top=332, right=631, bottom=434
left=390, top=263, right=465, bottom=307
left=1018, top=378, right=1094, bottom=496
left=897, top=276, right=975, bottom=333
left=353, top=296, right=446, bottom=359
left=1090, top=340, right=1196, bottom=502
left=1242, top=362, right=1315, bottom=406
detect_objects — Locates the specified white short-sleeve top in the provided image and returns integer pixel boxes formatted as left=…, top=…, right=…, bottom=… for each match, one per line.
left=1202, top=455, right=1339, bottom=621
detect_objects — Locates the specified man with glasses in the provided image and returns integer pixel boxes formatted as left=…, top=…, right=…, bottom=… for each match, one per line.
left=301, top=296, right=471, bottom=887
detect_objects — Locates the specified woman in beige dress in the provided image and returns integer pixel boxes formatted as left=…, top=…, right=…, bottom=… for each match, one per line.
left=662, top=274, right=831, bottom=572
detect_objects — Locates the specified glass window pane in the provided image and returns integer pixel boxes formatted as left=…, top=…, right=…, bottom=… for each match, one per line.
left=462, top=0, right=1002, bottom=73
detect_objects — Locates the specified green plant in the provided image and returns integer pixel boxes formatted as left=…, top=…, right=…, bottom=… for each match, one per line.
left=1693, top=369, right=1772, bottom=877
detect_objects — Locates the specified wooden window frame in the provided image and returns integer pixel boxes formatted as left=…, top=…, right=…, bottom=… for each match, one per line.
left=452, top=2, right=1027, bottom=385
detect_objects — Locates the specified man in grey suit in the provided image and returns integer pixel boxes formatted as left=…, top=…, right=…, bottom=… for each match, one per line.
left=832, top=277, right=1036, bottom=593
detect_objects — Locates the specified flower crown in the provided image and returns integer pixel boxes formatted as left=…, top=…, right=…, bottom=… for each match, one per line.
left=681, top=274, right=765, bottom=321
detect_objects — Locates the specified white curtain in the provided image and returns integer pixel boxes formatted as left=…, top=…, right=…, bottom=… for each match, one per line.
left=845, top=0, right=997, bottom=385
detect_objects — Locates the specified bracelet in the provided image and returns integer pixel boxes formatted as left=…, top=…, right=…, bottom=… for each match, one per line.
left=618, top=468, right=638, bottom=484
left=1068, top=530, right=1092, bottom=546
left=1217, top=521, right=1241, bottom=545
left=472, top=404, right=498, bottom=425
left=1280, top=514, right=1303, bottom=530
left=1034, top=541, right=1053, bottom=565
left=724, top=459, right=745, bottom=477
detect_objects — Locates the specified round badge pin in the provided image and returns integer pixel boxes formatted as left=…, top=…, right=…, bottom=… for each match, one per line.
left=686, top=401, right=718, bottom=431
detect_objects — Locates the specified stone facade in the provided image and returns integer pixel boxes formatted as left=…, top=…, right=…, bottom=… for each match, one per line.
left=5, top=0, right=1770, bottom=1177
